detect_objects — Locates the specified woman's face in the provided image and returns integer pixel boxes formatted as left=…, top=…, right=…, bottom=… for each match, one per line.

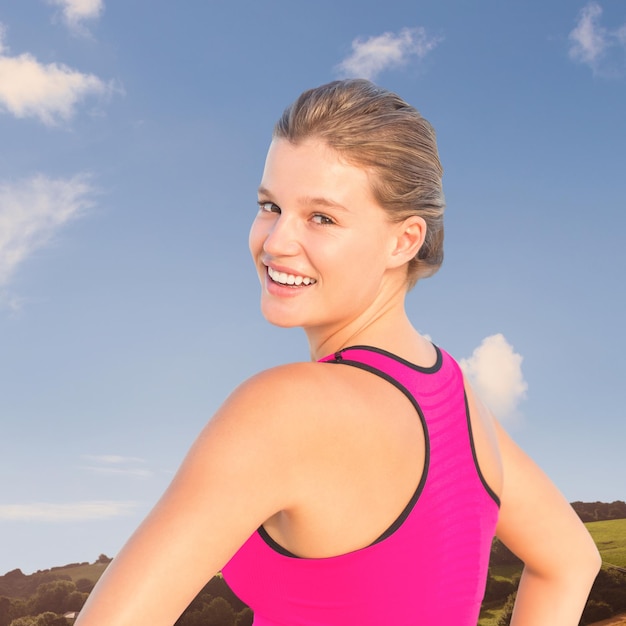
left=249, top=137, right=403, bottom=334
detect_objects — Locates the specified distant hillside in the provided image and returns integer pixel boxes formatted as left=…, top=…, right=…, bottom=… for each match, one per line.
left=480, top=516, right=626, bottom=626
left=0, top=556, right=111, bottom=599
left=572, top=501, right=626, bottom=523
left=1, top=502, right=623, bottom=626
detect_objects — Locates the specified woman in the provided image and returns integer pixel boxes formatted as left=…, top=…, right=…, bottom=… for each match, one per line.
left=75, top=80, right=600, bottom=625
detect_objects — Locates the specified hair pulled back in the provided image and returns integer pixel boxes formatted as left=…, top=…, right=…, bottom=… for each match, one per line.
left=274, top=79, right=445, bottom=288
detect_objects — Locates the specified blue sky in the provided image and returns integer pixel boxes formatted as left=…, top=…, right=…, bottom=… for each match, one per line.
left=0, top=0, right=624, bottom=575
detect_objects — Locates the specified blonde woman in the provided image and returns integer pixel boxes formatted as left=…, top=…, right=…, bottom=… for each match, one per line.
left=76, top=79, right=600, bottom=626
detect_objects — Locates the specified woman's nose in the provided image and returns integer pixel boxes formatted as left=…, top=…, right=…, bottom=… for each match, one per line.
left=262, top=214, right=300, bottom=257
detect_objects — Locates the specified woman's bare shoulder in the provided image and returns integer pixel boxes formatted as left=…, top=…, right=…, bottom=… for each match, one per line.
left=72, top=362, right=347, bottom=626
left=212, top=361, right=357, bottom=437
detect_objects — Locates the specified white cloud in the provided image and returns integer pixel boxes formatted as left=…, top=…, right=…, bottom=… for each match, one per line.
left=568, top=2, right=626, bottom=74
left=80, top=455, right=153, bottom=478
left=0, top=174, right=94, bottom=288
left=0, top=24, right=115, bottom=126
left=569, top=2, right=607, bottom=66
left=0, top=501, right=138, bottom=522
left=48, top=0, right=104, bottom=34
left=83, top=455, right=147, bottom=465
left=336, top=27, right=442, bottom=80
left=82, top=467, right=154, bottom=478
left=460, top=334, right=528, bottom=422
left=0, top=48, right=112, bottom=125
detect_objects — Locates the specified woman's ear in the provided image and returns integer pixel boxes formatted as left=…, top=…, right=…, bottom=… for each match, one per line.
left=388, top=216, right=427, bottom=268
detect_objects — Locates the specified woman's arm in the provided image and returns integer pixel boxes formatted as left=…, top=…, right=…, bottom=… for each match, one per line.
left=495, top=421, right=601, bottom=625
left=74, top=364, right=321, bottom=626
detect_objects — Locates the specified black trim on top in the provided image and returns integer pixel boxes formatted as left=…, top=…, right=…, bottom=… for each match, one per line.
left=257, top=525, right=300, bottom=558
left=335, top=360, right=430, bottom=545
left=464, top=392, right=501, bottom=507
left=333, top=344, right=443, bottom=374
left=257, top=358, right=430, bottom=559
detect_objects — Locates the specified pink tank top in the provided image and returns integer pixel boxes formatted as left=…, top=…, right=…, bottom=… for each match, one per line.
left=222, top=345, right=499, bottom=625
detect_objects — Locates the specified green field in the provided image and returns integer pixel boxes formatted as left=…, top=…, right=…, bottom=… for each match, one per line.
left=47, top=520, right=622, bottom=626
left=31, top=521, right=626, bottom=626
left=50, top=562, right=108, bottom=584
left=478, top=519, right=626, bottom=626
left=587, top=518, right=626, bottom=569
left=3, top=518, right=623, bottom=626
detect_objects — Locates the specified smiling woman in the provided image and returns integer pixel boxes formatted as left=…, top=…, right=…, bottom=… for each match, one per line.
left=250, top=137, right=411, bottom=336
left=74, top=80, right=600, bottom=626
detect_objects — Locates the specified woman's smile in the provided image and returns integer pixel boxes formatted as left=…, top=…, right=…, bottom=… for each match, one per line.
left=267, top=265, right=317, bottom=287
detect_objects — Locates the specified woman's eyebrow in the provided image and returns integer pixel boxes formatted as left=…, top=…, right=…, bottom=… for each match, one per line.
left=257, top=186, right=348, bottom=211
left=301, top=196, right=349, bottom=211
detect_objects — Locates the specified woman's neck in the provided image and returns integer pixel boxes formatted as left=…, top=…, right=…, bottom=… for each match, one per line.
left=306, top=297, right=422, bottom=362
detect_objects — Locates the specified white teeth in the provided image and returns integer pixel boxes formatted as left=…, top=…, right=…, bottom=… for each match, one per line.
left=268, top=266, right=316, bottom=286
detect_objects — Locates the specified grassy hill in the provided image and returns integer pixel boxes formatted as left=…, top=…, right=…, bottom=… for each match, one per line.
left=48, top=562, right=108, bottom=585
left=479, top=518, right=626, bottom=626
left=0, top=559, right=110, bottom=599
left=587, top=519, right=626, bottom=569
left=1, top=516, right=625, bottom=626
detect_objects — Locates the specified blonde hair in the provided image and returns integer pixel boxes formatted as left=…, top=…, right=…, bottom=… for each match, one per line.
left=274, top=79, right=445, bottom=288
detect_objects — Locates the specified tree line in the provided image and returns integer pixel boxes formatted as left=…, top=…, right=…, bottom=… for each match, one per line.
left=0, top=573, right=252, bottom=626
left=5, top=559, right=623, bottom=626
left=0, top=578, right=90, bottom=626
left=571, top=500, right=626, bottom=523
left=1, top=501, right=624, bottom=625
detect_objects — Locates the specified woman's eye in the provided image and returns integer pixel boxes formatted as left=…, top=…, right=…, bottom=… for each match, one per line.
left=258, top=201, right=280, bottom=213
left=312, top=214, right=334, bottom=225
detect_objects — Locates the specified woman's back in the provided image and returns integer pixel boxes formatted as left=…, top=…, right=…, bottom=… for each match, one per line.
left=222, top=345, right=501, bottom=625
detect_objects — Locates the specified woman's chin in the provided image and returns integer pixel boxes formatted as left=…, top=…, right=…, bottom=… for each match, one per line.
left=259, top=303, right=303, bottom=329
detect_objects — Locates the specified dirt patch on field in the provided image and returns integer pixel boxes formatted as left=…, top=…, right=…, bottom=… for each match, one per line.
left=590, top=614, right=626, bottom=626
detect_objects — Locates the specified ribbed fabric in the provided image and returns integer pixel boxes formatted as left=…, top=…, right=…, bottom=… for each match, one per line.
left=222, top=346, right=499, bottom=625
